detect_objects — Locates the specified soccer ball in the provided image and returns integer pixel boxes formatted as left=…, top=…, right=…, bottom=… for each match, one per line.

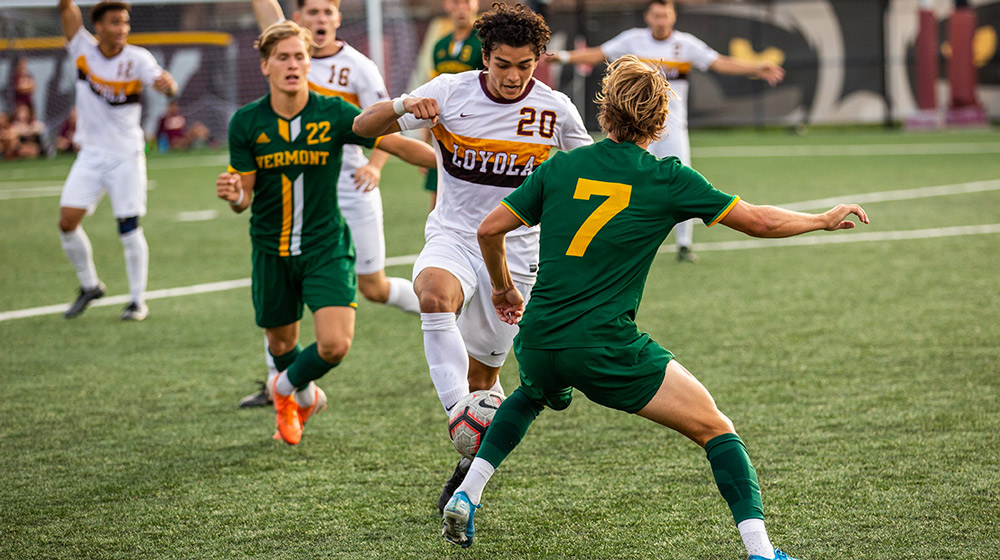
left=447, top=390, right=505, bottom=460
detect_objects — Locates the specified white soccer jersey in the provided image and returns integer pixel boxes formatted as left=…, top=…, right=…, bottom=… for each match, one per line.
left=67, top=30, right=165, bottom=153
left=307, top=41, right=390, bottom=199
left=601, top=28, right=719, bottom=136
left=398, top=70, right=592, bottom=282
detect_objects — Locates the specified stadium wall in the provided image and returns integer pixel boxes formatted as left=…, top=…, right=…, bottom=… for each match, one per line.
left=0, top=0, right=997, bottom=148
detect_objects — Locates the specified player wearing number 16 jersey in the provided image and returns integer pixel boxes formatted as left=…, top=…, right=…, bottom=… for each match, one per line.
left=353, top=1, right=591, bottom=511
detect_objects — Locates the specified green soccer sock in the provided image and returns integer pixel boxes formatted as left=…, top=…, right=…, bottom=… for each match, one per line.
left=476, top=386, right=544, bottom=469
left=705, top=432, right=765, bottom=525
left=286, top=342, right=338, bottom=390
left=269, top=344, right=301, bottom=373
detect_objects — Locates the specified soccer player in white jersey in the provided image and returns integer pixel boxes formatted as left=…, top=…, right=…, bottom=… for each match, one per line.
left=552, top=0, right=784, bottom=262
left=354, top=2, right=592, bottom=512
left=57, top=0, right=177, bottom=321
left=239, top=0, right=432, bottom=408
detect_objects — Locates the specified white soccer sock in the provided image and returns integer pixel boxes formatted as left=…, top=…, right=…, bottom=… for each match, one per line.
left=675, top=218, right=694, bottom=248
left=421, top=312, right=470, bottom=413
left=60, top=228, right=100, bottom=290
left=489, top=378, right=504, bottom=396
left=120, top=227, right=148, bottom=305
left=274, top=371, right=296, bottom=397
left=385, top=276, right=420, bottom=314
left=456, top=457, right=495, bottom=505
left=737, top=518, right=775, bottom=559
left=295, top=381, right=316, bottom=407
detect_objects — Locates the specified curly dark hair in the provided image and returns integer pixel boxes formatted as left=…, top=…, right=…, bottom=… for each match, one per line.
left=473, top=2, right=551, bottom=60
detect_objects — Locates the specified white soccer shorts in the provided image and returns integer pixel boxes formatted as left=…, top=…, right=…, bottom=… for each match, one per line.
left=60, top=148, right=148, bottom=218
left=339, top=186, right=386, bottom=275
left=413, top=233, right=532, bottom=368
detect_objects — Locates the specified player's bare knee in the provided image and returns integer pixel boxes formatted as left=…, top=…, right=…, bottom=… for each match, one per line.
left=358, top=277, right=390, bottom=303
left=695, top=412, right=736, bottom=447
left=418, top=290, right=457, bottom=313
left=317, top=337, right=351, bottom=364
left=58, top=219, right=76, bottom=233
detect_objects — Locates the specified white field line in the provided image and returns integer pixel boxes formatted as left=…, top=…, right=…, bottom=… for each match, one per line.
left=693, top=142, right=1000, bottom=158
left=780, top=179, right=1000, bottom=211
left=0, top=279, right=251, bottom=322
left=0, top=181, right=158, bottom=200
left=657, top=223, right=1000, bottom=255
left=2, top=179, right=999, bottom=322
left=3, top=224, right=999, bottom=323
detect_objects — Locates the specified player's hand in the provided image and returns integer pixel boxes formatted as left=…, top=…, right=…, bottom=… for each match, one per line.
left=822, top=204, right=869, bottom=231
left=216, top=172, right=242, bottom=202
left=403, top=97, right=440, bottom=125
left=491, top=287, right=524, bottom=325
left=757, top=63, right=785, bottom=86
left=154, top=71, right=178, bottom=96
left=353, top=163, right=381, bottom=192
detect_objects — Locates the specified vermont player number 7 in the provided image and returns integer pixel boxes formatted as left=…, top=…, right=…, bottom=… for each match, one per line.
left=566, top=178, right=632, bottom=257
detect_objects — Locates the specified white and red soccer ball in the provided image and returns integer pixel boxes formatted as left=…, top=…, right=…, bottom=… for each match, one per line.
left=447, top=390, right=505, bottom=460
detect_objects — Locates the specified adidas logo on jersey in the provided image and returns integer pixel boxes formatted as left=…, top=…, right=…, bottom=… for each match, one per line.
left=256, top=132, right=271, bottom=144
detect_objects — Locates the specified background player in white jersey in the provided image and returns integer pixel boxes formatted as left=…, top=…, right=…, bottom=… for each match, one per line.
left=58, top=0, right=177, bottom=321
left=354, top=1, right=592, bottom=512
left=552, top=0, right=784, bottom=262
left=240, top=0, right=430, bottom=408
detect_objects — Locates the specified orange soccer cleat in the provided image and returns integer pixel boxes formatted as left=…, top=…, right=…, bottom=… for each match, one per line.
left=269, top=376, right=302, bottom=445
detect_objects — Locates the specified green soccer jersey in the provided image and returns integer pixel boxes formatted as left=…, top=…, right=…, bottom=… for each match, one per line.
left=228, top=91, right=377, bottom=257
left=502, top=138, right=739, bottom=348
left=431, top=30, right=484, bottom=77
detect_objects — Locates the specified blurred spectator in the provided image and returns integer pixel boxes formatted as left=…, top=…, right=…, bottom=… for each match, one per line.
left=156, top=100, right=187, bottom=151
left=0, top=111, right=17, bottom=159
left=57, top=107, right=80, bottom=154
left=9, top=103, right=46, bottom=159
left=187, top=120, right=211, bottom=149
left=11, top=57, right=36, bottom=112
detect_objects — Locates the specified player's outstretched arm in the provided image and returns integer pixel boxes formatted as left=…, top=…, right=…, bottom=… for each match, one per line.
left=478, top=205, right=526, bottom=325
left=710, top=56, right=785, bottom=86
left=252, top=0, right=285, bottom=31
left=217, top=171, right=255, bottom=214
left=548, top=46, right=607, bottom=66
left=375, top=133, right=436, bottom=169
left=353, top=97, right=440, bottom=137
left=58, top=0, right=82, bottom=41
left=720, top=200, right=868, bottom=238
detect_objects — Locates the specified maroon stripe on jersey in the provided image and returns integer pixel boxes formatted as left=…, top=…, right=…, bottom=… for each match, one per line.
left=478, top=71, right=536, bottom=104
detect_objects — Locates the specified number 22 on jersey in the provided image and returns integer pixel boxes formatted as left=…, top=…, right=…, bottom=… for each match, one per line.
left=566, top=178, right=632, bottom=257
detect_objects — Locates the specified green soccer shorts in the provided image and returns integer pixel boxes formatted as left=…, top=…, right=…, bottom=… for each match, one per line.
left=513, top=333, right=674, bottom=414
left=251, top=245, right=358, bottom=328
left=423, top=168, right=438, bottom=192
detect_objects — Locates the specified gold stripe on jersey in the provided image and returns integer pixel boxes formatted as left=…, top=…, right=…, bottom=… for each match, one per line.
left=76, top=55, right=143, bottom=105
left=500, top=201, right=532, bottom=228
left=431, top=125, right=553, bottom=189
left=308, top=82, right=361, bottom=107
left=279, top=174, right=294, bottom=256
left=636, top=58, right=693, bottom=80
left=278, top=119, right=289, bottom=142
left=227, top=165, right=256, bottom=176
left=707, top=195, right=740, bottom=227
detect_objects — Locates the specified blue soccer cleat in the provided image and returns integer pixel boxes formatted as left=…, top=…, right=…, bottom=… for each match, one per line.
left=441, top=490, right=479, bottom=548
left=750, top=548, right=801, bottom=560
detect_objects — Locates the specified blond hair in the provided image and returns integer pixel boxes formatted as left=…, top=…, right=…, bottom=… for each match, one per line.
left=255, top=20, right=315, bottom=60
left=595, top=55, right=674, bottom=145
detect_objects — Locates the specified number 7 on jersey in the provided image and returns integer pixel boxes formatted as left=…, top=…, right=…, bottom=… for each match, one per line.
left=566, top=179, right=632, bottom=257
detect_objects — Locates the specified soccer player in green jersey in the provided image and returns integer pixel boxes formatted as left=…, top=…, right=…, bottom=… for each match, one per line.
left=440, top=55, right=869, bottom=560
left=422, top=0, right=484, bottom=210
left=217, top=21, right=434, bottom=445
